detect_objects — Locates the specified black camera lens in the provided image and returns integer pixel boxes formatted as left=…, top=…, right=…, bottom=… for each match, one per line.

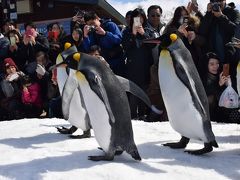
left=212, top=3, right=220, bottom=12
left=88, top=26, right=96, bottom=33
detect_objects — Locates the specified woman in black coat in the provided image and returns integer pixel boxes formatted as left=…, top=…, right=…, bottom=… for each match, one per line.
left=202, top=52, right=229, bottom=122
left=122, top=8, right=152, bottom=119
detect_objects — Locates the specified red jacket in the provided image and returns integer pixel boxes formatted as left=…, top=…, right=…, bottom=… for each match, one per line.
left=22, top=82, right=43, bottom=108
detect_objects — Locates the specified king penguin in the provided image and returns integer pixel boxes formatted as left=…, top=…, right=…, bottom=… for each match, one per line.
left=55, top=44, right=91, bottom=138
left=59, top=50, right=151, bottom=161
left=157, top=33, right=218, bottom=155
left=55, top=43, right=150, bottom=139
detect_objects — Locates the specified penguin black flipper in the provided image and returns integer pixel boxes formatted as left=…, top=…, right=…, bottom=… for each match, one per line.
left=169, top=40, right=217, bottom=146
left=81, top=69, right=116, bottom=125
left=170, top=49, right=207, bottom=117
left=116, top=75, right=151, bottom=108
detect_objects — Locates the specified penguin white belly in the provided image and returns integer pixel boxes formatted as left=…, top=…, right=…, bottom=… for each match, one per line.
left=159, top=51, right=207, bottom=141
left=77, top=72, right=111, bottom=152
left=58, top=68, right=89, bottom=130
left=68, top=89, right=90, bottom=130
left=57, top=67, right=68, bottom=95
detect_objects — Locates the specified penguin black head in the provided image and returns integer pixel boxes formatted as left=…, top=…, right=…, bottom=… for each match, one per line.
left=157, top=33, right=178, bottom=49
left=67, top=52, right=81, bottom=70
left=49, top=42, right=77, bottom=71
left=54, top=42, right=79, bottom=69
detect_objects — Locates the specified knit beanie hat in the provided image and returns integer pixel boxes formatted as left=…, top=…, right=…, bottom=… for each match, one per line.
left=3, top=58, right=18, bottom=70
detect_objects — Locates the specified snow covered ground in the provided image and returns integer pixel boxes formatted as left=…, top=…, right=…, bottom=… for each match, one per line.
left=0, top=118, right=239, bottom=180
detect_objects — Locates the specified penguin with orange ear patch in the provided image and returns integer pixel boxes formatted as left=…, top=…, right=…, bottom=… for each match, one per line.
left=55, top=44, right=91, bottom=138
left=156, top=33, right=218, bottom=155
left=60, top=51, right=151, bottom=161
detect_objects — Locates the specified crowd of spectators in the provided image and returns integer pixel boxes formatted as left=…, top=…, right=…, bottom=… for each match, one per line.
left=0, top=0, right=239, bottom=123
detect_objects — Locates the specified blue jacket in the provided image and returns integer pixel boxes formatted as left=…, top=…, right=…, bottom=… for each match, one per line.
left=83, top=19, right=122, bottom=50
left=82, top=19, right=125, bottom=76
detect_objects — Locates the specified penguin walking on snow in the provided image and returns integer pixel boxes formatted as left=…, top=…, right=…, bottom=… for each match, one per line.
left=55, top=48, right=151, bottom=161
left=147, top=33, right=218, bottom=155
left=54, top=44, right=91, bottom=138
left=55, top=44, right=150, bottom=140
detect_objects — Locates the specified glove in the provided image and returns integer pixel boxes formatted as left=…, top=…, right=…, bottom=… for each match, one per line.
left=8, top=73, right=19, bottom=81
left=36, top=64, right=46, bottom=76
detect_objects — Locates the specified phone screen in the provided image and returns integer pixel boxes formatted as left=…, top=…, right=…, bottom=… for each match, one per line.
left=25, top=28, right=37, bottom=37
left=183, top=17, right=189, bottom=24
left=10, top=36, right=16, bottom=45
left=134, top=17, right=141, bottom=27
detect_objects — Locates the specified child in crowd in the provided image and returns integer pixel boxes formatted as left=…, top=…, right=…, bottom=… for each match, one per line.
left=0, top=58, right=24, bottom=120
left=88, top=45, right=110, bottom=67
left=62, top=28, right=85, bottom=52
left=21, top=75, right=43, bottom=118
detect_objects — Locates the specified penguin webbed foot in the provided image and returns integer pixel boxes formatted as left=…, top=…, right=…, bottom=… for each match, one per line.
left=88, top=155, right=114, bottom=161
left=185, top=143, right=213, bottom=155
left=56, top=126, right=78, bottom=134
left=56, top=126, right=72, bottom=134
left=69, top=129, right=91, bottom=139
left=163, top=136, right=190, bottom=149
left=97, top=147, right=123, bottom=156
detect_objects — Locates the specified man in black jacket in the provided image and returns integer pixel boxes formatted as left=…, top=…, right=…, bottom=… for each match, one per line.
left=144, top=5, right=167, bottom=122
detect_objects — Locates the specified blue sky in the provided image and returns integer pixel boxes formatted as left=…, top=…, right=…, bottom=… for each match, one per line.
left=108, top=0, right=240, bottom=17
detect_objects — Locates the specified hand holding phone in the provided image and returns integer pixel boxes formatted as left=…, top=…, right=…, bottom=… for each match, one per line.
left=222, top=64, right=229, bottom=77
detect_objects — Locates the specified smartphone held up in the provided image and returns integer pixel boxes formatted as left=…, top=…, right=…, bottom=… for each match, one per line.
left=133, top=17, right=141, bottom=27
left=25, top=28, right=37, bottom=38
left=222, top=64, right=229, bottom=77
left=10, top=36, right=16, bottom=45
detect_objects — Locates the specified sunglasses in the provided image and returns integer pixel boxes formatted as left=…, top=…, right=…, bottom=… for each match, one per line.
left=150, top=14, right=161, bottom=18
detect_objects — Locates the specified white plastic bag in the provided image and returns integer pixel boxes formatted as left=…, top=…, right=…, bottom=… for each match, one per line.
left=219, top=79, right=239, bottom=108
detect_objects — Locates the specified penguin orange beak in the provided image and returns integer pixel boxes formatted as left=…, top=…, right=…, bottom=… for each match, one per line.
left=49, top=62, right=67, bottom=71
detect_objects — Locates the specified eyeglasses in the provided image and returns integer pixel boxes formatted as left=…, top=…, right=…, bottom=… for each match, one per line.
left=150, top=14, right=161, bottom=18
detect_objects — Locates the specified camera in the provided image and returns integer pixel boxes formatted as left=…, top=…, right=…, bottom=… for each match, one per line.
left=88, top=25, right=96, bottom=33
left=211, top=0, right=221, bottom=12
